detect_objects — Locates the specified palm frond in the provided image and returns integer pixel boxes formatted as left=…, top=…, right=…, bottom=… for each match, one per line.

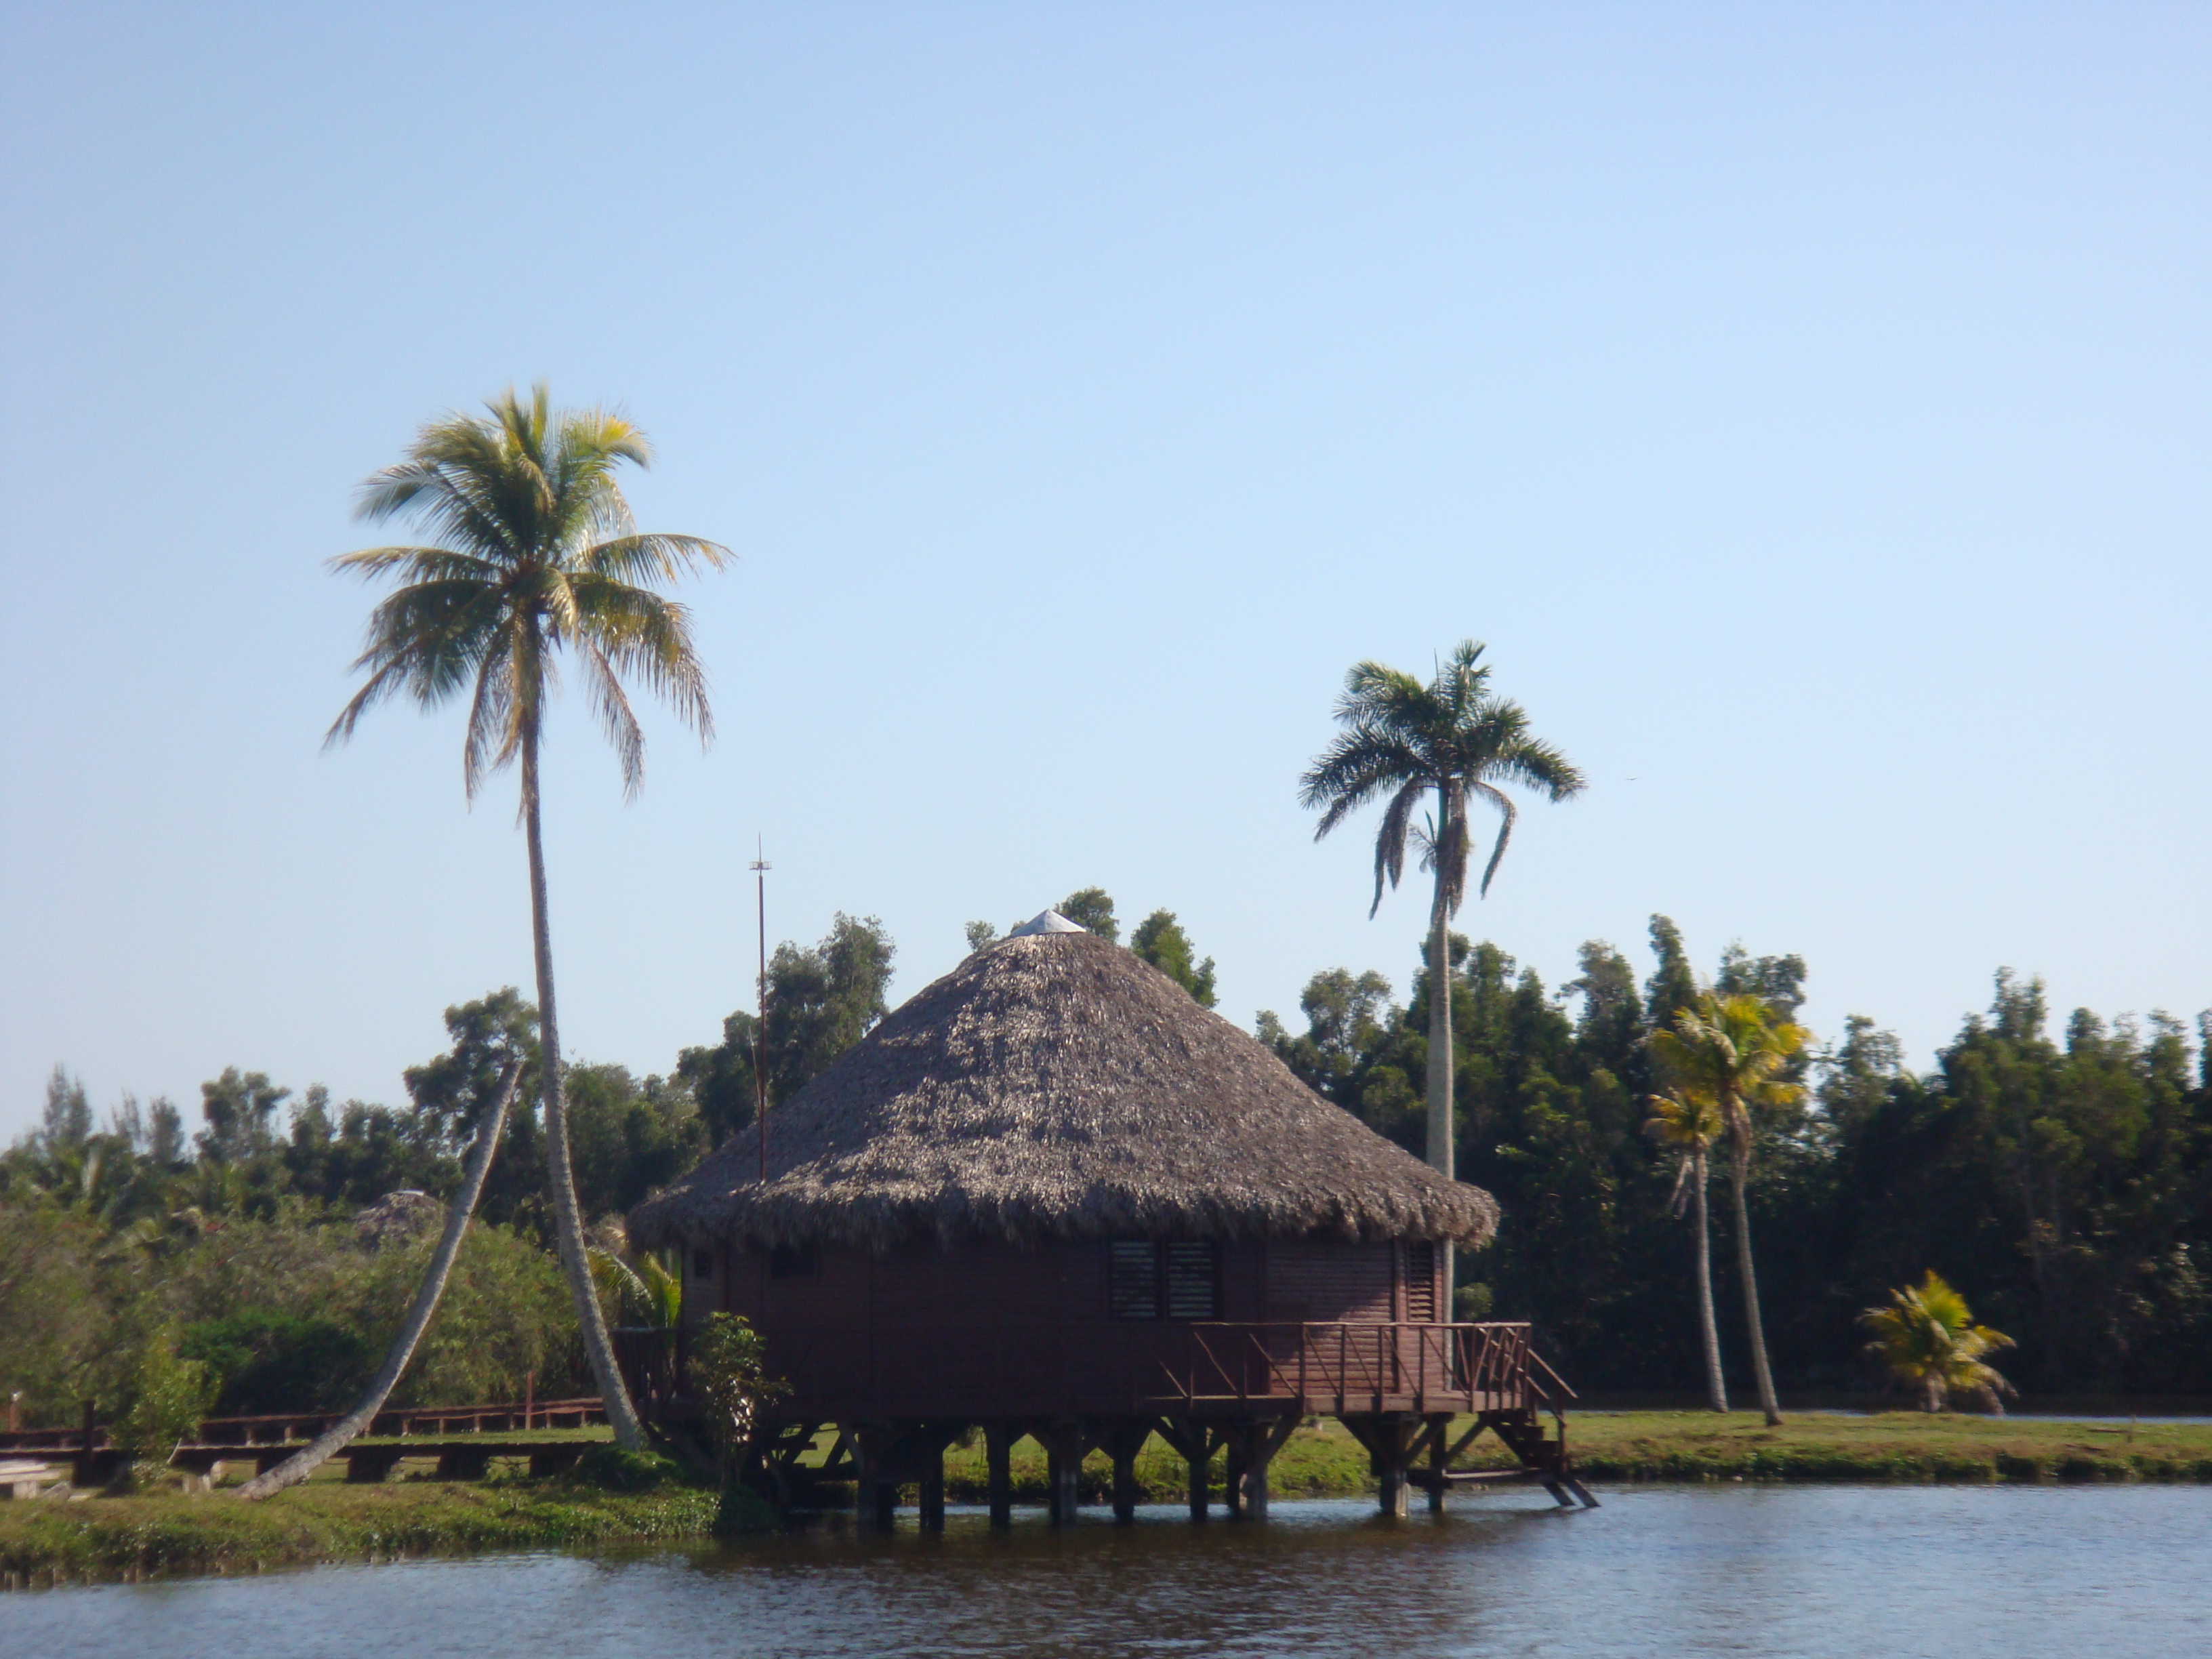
left=581, top=533, right=734, bottom=585
left=1300, top=727, right=1426, bottom=825
left=327, top=546, right=501, bottom=584
left=1370, top=777, right=1427, bottom=917
left=1492, top=733, right=1589, bottom=802
left=462, top=628, right=525, bottom=800
left=1469, top=779, right=1517, bottom=899
left=577, top=635, right=646, bottom=796
left=571, top=579, right=714, bottom=742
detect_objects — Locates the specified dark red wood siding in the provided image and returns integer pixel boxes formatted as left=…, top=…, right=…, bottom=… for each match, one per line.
left=679, top=1235, right=1440, bottom=1420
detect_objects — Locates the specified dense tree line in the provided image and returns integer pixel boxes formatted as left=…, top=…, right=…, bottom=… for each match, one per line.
left=1259, top=919, right=2212, bottom=1397
left=0, top=913, right=903, bottom=1430
left=9, top=893, right=2203, bottom=1427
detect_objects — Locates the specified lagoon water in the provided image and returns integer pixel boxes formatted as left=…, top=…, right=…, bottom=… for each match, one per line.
left=8, top=1486, right=2211, bottom=1658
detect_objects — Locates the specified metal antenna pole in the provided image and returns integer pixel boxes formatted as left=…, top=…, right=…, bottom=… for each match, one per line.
left=752, top=841, right=771, bottom=1182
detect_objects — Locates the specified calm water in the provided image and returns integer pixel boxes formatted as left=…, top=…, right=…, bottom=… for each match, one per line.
left=8, top=1486, right=2211, bottom=1658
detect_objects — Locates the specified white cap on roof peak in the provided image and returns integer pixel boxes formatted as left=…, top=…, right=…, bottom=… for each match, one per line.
left=1008, top=909, right=1087, bottom=938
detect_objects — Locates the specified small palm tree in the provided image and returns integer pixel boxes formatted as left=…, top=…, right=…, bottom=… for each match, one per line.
left=1645, top=1088, right=1729, bottom=1414
left=326, top=384, right=730, bottom=1449
left=1301, top=642, right=1582, bottom=1314
left=1650, top=991, right=1807, bottom=1426
left=1862, top=1271, right=2016, bottom=1413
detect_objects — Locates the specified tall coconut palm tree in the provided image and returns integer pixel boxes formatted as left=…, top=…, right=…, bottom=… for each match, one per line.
left=1645, top=1087, right=1729, bottom=1414
left=1650, top=991, right=1808, bottom=1427
left=1860, top=1271, right=2016, bottom=1413
left=1300, top=640, right=1584, bottom=1311
left=326, top=384, right=731, bottom=1449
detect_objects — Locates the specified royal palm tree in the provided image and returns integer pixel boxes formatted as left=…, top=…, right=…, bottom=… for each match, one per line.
left=1300, top=640, right=1584, bottom=1311
left=1860, top=1271, right=2016, bottom=1413
left=326, top=385, right=730, bottom=1449
left=1646, top=1087, right=1729, bottom=1414
left=1650, top=991, right=1808, bottom=1427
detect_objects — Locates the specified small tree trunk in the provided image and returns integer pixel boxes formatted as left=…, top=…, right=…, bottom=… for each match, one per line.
left=1728, top=1144, right=1783, bottom=1427
left=1689, top=1147, right=1728, bottom=1414
left=237, top=1065, right=521, bottom=1498
left=1425, top=865, right=1456, bottom=1316
left=523, top=729, right=647, bottom=1450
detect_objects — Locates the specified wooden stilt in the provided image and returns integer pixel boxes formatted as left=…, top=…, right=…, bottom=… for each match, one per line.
left=1425, top=1416, right=1449, bottom=1514
left=1223, top=1442, right=1246, bottom=1519
left=852, top=1436, right=881, bottom=1532
left=1103, top=1420, right=1150, bottom=1525
left=919, top=1443, right=945, bottom=1534
left=1237, top=1416, right=1298, bottom=1521
left=1155, top=1418, right=1212, bottom=1521
left=985, top=1422, right=1012, bottom=1531
left=1045, top=1422, right=1083, bottom=1525
left=1378, top=1456, right=1408, bottom=1518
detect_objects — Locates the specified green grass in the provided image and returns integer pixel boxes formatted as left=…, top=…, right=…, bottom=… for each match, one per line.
left=926, top=1410, right=2212, bottom=1501
left=0, top=1470, right=716, bottom=1590
left=9, top=1411, right=2210, bottom=1589
left=1562, top=1409, right=2212, bottom=1483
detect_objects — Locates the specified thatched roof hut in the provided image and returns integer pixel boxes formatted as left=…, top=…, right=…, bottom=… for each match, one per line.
left=630, top=926, right=1498, bottom=1254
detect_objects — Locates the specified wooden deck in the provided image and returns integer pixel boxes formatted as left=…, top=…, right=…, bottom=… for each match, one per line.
left=0, top=1398, right=608, bottom=1488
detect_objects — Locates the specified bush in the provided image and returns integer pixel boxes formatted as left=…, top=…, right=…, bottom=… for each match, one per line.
left=689, top=1313, right=785, bottom=1478
left=568, top=1443, right=689, bottom=1492
left=714, top=1483, right=781, bottom=1534
left=180, top=1311, right=373, bottom=1414
left=112, top=1332, right=218, bottom=1469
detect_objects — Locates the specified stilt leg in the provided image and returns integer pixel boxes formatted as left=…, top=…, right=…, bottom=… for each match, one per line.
left=1427, top=1418, right=1448, bottom=1514
left=919, top=1445, right=945, bottom=1534
left=985, top=1423, right=1012, bottom=1532
left=1224, top=1443, right=1246, bottom=1519
left=1378, top=1458, right=1408, bottom=1519
left=1046, top=1422, right=1083, bottom=1525
left=1188, top=1448, right=1209, bottom=1521
left=1104, top=1420, right=1148, bottom=1525
left=854, top=1433, right=895, bottom=1534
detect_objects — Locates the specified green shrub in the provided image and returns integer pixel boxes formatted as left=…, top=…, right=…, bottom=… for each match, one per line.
left=568, top=1443, right=688, bottom=1492
left=180, top=1310, right=373, bottom=1414
left=714, top=1483, right=780, bottom=1534
left=112, top=1331, right=218, bottom=1470
left=689, top=1313, right=786, bottom=1478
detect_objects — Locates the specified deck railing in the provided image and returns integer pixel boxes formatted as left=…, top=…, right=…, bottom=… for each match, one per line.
left=1142, top=1322, right=1564, bottom=1414
left=0, top=1397, right=606, bottom=1459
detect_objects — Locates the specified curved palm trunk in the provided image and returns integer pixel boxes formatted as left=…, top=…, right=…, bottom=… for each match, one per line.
left=1425, top=871, right=1455, bottom=1316
left=523, top=730, right=647, bottom=1450
left=237, top=1065, right=520, bottom=1499
left=1689, top=1146, right=1728, bottom=1414
left=1727, top=1140, right=1783, bottom=1427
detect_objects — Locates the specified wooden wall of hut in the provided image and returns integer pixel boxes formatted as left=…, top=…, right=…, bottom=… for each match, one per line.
left=678, top=1237, right=1442, bottom=1422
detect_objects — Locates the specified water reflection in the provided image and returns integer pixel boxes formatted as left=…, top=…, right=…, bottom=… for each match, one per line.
left=9, top=1488, right=2211, bottom=1659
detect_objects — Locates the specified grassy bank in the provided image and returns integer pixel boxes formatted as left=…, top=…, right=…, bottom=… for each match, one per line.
left=1563, top=1410, right=2212, bottom=1483
left=10, top=1411, right=2211, bottom=1588
left=935, top=1410, right=2212, bottom=1502
left=0, top=1471, right=718, bottom=1590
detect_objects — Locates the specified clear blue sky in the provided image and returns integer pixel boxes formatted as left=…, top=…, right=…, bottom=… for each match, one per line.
left=2, top=3, right=2205, bottom=1139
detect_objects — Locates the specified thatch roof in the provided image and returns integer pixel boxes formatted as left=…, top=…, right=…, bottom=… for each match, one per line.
left=630, top=929, right=1498, bottom=1252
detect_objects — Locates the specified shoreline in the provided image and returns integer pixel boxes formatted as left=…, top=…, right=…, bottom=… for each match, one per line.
left=9, top=1412, right=2212, bottom=1589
